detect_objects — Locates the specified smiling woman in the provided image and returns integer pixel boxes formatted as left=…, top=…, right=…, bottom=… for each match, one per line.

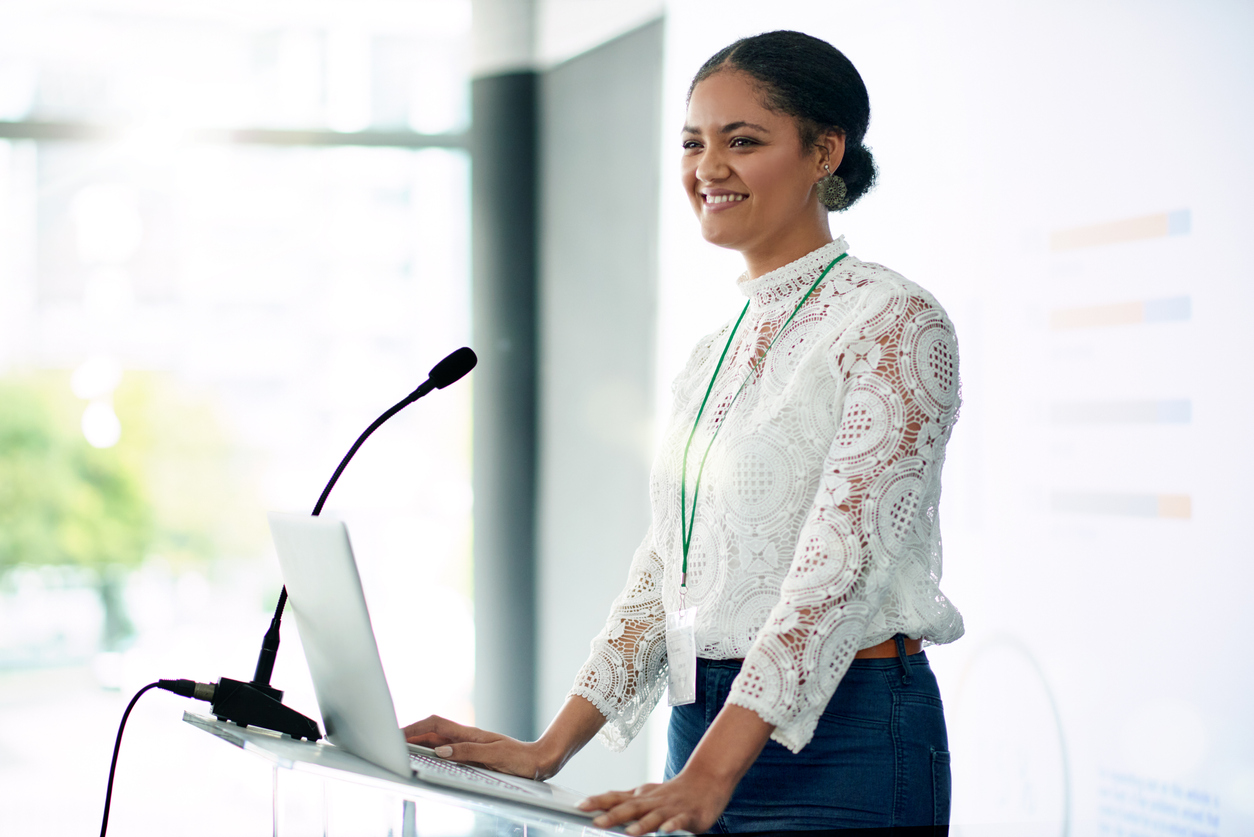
left=404, top=30, right=961, bottom=835
left=681, top=70, right=841, bottom=274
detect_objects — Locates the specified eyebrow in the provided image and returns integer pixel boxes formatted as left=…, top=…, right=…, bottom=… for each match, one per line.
left=682, top=120, right=772, bottom=135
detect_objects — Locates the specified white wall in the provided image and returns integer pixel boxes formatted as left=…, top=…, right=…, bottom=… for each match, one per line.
left=657, top=1, right=1254, bottom=834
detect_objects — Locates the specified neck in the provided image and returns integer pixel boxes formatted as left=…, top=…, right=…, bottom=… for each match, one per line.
left=740, top=211, right=833, bottom=279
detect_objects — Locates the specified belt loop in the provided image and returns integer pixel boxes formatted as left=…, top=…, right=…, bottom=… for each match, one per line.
left=894, top=633, right=913, bottom=685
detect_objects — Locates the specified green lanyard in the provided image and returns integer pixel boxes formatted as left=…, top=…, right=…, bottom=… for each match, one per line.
left=678, top=252, right=847, bottom=598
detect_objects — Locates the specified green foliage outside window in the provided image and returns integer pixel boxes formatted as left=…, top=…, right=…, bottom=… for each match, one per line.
left=0, top=375, right=149, bottom=575
left=0, top=372, right=262, bottom=649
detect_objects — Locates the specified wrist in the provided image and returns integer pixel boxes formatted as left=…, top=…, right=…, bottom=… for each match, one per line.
left=679, top=748, right=744, bottom=788
left=531, top=731, right=573, bottom=780
left=678, top=703, right=774, bottom=789
left=531, top=695, right=608, bottom=780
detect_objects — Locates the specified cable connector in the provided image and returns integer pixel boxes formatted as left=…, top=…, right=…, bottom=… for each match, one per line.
left=157, top=678, right=216, bottom=702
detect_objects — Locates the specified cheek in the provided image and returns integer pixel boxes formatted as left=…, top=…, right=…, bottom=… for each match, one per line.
left=748, top=155, right=812, bottom=205
left=680, top=160, right=697, bottom=190
left=680, top=163, right=702, bottom=208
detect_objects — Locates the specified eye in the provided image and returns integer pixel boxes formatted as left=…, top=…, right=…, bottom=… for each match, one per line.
left=730, top=136, right=758, bottom=148
left=682, top=139, right=703, bottom=151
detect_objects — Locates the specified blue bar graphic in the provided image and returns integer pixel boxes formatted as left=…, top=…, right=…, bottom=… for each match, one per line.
left=1051, top=491, right=1191, bottom=519
left=1156, top=399, right=1191, bottom=423
left=1167, top=209, right=1191, bottom=235
left=1052, top=492, right=1158, bottom=517
left=1051, top=399, right=1191, bottom=424
left=1143, top=296, right=1191, bottom=323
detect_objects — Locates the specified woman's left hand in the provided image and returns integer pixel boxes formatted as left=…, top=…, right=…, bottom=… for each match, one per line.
left=578, top=767, right=735, bottom=835
left=582, top=703, right=772, bottom=833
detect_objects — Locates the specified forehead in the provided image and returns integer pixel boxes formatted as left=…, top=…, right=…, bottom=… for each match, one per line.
left=685, top=70, right=787, bottom=129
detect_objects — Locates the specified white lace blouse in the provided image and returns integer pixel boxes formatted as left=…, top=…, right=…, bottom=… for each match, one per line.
left=570, top=238, right=964, bottom=754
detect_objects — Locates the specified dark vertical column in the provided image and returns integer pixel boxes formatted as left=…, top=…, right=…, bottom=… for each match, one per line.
left=533, top=20, right=663, bottom=787
left=470, top=71, right=538, bottom=741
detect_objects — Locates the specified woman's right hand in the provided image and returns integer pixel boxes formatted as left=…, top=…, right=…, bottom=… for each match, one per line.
left=403, top=697, right=607, bottom=784
left=403, top=715, right=557, bottom=781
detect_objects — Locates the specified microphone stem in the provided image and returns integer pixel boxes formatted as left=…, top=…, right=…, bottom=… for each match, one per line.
left=312, top=393, right=416, bottom=517
left=252, top=387, right=422, bottom=689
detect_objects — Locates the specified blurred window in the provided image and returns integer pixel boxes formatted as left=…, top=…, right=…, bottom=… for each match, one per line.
left=0, top=3, right=474, bottom=832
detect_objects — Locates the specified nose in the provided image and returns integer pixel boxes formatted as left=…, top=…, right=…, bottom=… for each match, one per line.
left=694, top=145, right=729, bottom=184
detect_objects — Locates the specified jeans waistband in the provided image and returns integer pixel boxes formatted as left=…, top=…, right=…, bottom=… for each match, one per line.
left=697, top=653, right=927, bottom=667
left=698, top=634, right=927, bottom=684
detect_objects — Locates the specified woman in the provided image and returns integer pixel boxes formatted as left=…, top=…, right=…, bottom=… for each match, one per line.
left=405, top=30, right=963, bottom=834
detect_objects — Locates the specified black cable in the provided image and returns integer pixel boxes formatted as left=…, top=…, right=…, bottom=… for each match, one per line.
left=100, top=679, right=213, bottom=837
left=100, top=681, right=158, bottom=837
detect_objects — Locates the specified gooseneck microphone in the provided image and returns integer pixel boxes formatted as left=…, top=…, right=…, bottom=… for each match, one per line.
left=100, top=348, right=478, bottom=837
left=310, top=346, right=478, bottom=519
left=210, top=346, right=478, bottom=740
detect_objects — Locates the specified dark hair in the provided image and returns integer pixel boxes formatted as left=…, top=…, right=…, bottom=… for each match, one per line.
left=688, top=31, right=878, bottom=210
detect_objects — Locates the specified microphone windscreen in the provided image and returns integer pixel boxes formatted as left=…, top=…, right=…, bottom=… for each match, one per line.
left=428, top=347, right=478, bottom=389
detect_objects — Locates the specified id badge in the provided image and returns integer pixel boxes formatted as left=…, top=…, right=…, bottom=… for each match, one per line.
left=666, top=606, right=698, bottom=707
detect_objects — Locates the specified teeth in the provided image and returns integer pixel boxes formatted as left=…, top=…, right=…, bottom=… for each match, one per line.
left=705, top=194, right=745, bottom=205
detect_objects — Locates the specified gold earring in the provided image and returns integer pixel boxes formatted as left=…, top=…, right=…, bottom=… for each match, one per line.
left=817, top=164, right=849, bottom=211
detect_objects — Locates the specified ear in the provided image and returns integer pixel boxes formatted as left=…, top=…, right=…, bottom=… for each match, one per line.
left=817, top=130, right=847, bottom=176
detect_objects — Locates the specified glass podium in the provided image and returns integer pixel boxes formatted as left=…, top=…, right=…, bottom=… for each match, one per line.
left=184, top=712, right=618, bottom=837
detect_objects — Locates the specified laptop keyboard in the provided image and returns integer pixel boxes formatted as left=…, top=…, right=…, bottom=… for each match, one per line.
left=410, top=753, right=541, bottom=796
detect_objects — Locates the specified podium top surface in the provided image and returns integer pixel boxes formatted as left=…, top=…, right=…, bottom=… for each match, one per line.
left=184, top=712, right=620, bottom=835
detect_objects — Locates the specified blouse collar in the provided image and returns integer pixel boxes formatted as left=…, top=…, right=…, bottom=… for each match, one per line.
left=738, top=237, right=851, bottom=312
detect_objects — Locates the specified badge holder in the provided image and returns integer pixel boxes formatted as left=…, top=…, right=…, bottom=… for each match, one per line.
left=666, top=596, right=697, bottom=707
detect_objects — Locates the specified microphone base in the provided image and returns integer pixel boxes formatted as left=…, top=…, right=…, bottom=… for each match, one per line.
left=211, top=677, right=322, bottom=741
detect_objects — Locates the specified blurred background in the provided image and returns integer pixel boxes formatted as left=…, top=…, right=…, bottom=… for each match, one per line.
left=2, top=0, right=1252, bottom=835
left=0, top=0, right=474, bottom=831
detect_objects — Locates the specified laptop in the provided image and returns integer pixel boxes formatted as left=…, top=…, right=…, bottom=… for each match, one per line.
left=267, top=512, right=594, bottom=818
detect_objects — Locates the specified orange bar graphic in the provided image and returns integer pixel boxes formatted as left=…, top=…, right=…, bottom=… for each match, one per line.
left=1050, top=301, right=1143, bottom=330
left=1051, top=213, right=1168, bottom=251
left=1050, top=296, right=1190, bottom=331
left=1157, top=495, right=1192, bottom=519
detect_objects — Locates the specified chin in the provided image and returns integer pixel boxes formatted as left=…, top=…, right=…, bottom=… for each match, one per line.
left=698, top=217, right=732, bottom=243
left=700, top=226, right=746, bottom=252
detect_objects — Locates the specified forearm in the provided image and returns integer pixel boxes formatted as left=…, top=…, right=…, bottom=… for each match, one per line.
left=680, top=703, right=774, bottom=787
left=533, top=695, right=609, bottom=778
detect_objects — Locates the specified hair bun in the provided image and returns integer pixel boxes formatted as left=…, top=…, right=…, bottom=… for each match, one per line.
left=835, top=144, right=878, bottom=210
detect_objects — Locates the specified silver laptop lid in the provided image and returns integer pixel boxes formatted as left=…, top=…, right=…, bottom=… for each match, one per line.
left=267, top=512, right=412, bottom=777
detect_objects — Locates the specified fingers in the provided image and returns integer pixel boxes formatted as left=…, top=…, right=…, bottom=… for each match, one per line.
left=592, top=794, right=660, bottom=830
left=578, top=789, right=637, bottom=813
left=406, top=732, right=451, bottom=747
left=401, top=714, right=449, bottom=741
left=402, top=715, right=499, bottom=747
left=431, top=740, right=537, bottom=780
left=583, top=782, right=715, bottom=835
left=660, top=814, right=691, bottom=834
left=434, top=741, right=492, bottom=766
left=627, top=808, right=685, bottom=836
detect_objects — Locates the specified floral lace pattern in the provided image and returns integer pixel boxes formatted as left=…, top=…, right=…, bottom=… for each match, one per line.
left=570, top=238, right=964, bottom=753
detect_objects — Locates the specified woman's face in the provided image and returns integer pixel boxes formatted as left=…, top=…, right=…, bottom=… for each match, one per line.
left=681, top=70, right=839, bottom=266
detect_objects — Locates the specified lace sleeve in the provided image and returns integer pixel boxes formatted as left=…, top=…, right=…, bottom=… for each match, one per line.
left=726, top=287, right=961, bottom=753
left=568, top=525, right=669, bottom=752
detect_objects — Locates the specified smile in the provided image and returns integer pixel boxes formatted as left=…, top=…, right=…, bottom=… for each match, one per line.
left=703, top=193, right=746, bottom=205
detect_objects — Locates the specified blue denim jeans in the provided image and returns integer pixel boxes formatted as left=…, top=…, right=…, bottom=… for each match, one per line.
left=665, top=640, right=951, bottom=833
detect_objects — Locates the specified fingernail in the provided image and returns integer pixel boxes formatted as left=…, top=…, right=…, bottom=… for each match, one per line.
left=593, top=816, right=607, bottom=826
left=577, top=799, right=592, bottom=810
left=435, top=746, right=452, bottom=757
